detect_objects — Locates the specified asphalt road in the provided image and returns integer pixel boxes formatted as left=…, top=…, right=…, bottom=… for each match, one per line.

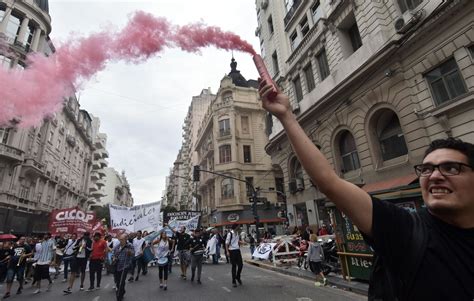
left=1, top=262, right=365, bottom=301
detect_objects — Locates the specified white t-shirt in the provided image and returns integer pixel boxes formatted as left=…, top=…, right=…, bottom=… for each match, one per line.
left=226, top=230, right=240, bottom=251
left=133, top=237, right=145, bottom=257
left=64, top=239, right=76, bottom=256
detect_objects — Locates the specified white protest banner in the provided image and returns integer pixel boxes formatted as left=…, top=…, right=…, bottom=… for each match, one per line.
left=109, top=201, right=161, bottom=233
left=252, top=243, right=277, bottom=260
left=168, top=214, right=200, bottom=232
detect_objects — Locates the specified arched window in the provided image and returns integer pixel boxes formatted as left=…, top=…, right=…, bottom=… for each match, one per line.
left=339, top=131, right=360, bottom=172
left=221, top=178, right=234, bottom=198
left=377, top=111, right=408, bottom=161
left=289, top=157, right=305, bottom=192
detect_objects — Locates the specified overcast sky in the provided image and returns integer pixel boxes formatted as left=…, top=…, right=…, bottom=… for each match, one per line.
left=48, top=0, right=260, bottom=205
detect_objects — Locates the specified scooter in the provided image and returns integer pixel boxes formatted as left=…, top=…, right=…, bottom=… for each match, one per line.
left=320, top=239, right=340, bottom=276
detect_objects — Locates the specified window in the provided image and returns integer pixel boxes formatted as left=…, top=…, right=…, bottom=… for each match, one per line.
left=290, top=31, right=299, bottom=50
left=275, top=177, right=285, bottom=195
left=219, top=119, right=231, bottom=136
left=0, top=55, right=12, bottom=69
left=425, top=58, right=467, bottom=105
left=243, top=145, right=252, bottom=163
left=285, top=0, right=295, bottom=12
left=398, top=0, right=423, bottom=13
left=219, top=145, right=232, bottom=163
left=311, top=1, right=322, bottom=23
left=272, top=51, right=279, bottom=75
left=348, top=22, right=363, bottom=52
left=316, top=49, right=330, bottom=80
left=293, top=76, right=303, bottom=102
left=304, top=63, right=316, bottom=92
left=268, top=16, right=274, bottom=34
left=339, top=131, right=360, bottom=172
left=241, top=116, right=249, bottom=134
left=377, top=112, right=408, bottom=161
left=0, top=128, right=10, bottom=144
left=221, top=178, right=234, bottom=198
left=5, top=15, right=20, bottom=41
left=245, top=177, right=254, bottom=197
left=300, top=17, right=310, bottom=37
left=294, top=162, right=305, bottom=190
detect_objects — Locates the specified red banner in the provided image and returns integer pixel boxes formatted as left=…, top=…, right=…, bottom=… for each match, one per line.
left=48, top=207, right=103, bottom=236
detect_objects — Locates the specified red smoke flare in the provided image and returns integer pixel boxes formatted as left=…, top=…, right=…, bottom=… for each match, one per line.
left=0, top=11, right=256, bottom=126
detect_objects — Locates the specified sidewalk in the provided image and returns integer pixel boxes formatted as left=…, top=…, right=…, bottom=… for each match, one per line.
left=240, top=246, right=369, bottom=296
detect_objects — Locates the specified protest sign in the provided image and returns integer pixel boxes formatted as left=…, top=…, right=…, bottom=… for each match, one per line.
left=49, top=207, right=99, bottom=236
left=168, top=214, right=200, bottom=232
left=109, top=201, right=161, bottom=233
left=163, top=210, right=201, bottom=224
left=252, top=242, right=277, bottom=260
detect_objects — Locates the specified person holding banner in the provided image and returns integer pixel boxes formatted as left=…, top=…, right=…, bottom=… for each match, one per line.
left=226, top=224, right=243, bottom=288
left=152, top=231, right=170, bottom=291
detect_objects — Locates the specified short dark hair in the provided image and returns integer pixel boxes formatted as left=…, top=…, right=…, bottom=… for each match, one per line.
left=94, top=232, right=101, bottom=237
left=231, top=224, right=239, bottom=230
left=424, top=138, right=474, bottom=166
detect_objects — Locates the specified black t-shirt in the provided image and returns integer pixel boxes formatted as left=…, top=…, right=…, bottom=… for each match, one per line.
left=56, top=238, right=67, bottom=250
left=187, top=237, right=205, bottom=255
left=175, top=232, right=190, bottom=251
left=367, top=198, right=474, bottom=300
left=8, top=244, right=32, bottom=268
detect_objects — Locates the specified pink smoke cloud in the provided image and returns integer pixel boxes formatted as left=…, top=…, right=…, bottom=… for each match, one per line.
left=0, top=11, right=256, bottom=127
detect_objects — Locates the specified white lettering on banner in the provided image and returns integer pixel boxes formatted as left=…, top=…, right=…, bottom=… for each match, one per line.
left=56, top=209, right=94, bottom=222
left=168, top=215, right=200, bottom=232
left=252, top=243, right=277, bottom=260
left=109, top=201, right=161, bottom=233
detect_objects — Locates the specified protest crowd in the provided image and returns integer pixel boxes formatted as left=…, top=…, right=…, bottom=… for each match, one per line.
left=0, top=222, right=252, bottom=300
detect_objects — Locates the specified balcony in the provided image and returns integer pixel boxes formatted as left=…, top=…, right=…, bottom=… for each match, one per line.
left=92, top=160, right=101, bottom=170
left=96, top=178, right=106, bottom=188
left=91, top=189, right=106, bottom=198
left=22, top=158, right=45, bottom=175
left=90, top=171, right=100, bottom=181
left=98, top=169, right=106, bottom=178
left=99, top=158, right=108, bottom=168
left=101, top=149, right=109, bottom=159
left=89, top=184, right=98, bottom=192
left=0, top=144, right=24, bottom=162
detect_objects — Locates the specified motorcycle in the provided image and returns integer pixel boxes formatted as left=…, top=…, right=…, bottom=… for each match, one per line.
left=320, top=239, right=340, bottom=276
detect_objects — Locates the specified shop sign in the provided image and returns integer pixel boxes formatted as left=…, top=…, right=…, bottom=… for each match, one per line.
left=227, top=213, right=240, bottom=222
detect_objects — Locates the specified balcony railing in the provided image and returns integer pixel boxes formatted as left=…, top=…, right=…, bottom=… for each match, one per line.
left=0, top=144, right=24, bottom=162
left=23, top=158, right=45, bottom=173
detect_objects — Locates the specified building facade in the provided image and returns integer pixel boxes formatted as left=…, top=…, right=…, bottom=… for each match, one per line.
left=101, top=167, right=133, bottom=207
left=255, top=0, right=474, bottom=231
left=88, top=116, right=109, bottom=208
left=194, top=58, right=285, bottom=233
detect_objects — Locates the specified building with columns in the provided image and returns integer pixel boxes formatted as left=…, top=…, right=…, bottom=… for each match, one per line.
left=255, top=0, right=474, bottom=232
left=194, top=58, right=284, bottom=233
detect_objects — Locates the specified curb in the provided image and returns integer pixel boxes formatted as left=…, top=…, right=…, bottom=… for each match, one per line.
left=244, top=259, right=368, bottom=296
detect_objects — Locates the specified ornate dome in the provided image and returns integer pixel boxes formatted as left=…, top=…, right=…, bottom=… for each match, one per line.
left=34, top=0, right=49, bottom=13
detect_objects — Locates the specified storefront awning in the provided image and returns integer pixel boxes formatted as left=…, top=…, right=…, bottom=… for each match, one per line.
left=362, top=173, right=419, bottom=194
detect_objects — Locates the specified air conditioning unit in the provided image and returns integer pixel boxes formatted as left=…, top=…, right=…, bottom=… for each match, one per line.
left=296, top=178, right=305, bottom=191
left=394, top=10, right=423, bottom=34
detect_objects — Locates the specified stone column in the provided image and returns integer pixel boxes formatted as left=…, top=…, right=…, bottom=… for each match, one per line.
left=31, top=27, right=42, bottom=51
left=16, top=16, right=30, bottom=45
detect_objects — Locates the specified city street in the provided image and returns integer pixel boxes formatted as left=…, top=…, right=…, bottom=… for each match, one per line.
left=0, top=263, right=364, bottom=301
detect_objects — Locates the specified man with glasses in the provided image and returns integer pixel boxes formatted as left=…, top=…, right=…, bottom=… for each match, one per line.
left=259, top=82, right=474, bottom=300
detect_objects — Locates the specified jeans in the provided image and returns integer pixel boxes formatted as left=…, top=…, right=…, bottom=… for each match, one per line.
left=89, top=259, right=103, bottom=288
left=114, top=268, right=129, bottom=297
left=0, top=263, right=7, bottom=283
left=190, top=254, right=203, bottom=281
left=250, top=245, right=255, bottom=259
left=130, top=256, right=144, bottom=278
left=63, top=257, right=72, bottom=280
left=229, top=249, right=243, bottom=283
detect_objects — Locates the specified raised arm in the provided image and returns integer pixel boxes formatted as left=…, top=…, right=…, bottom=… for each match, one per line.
left=259, top=82, right=373, bottom=235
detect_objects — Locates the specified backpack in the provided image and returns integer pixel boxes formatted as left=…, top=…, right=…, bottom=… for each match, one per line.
left=367, top=212, right=428, bottom=301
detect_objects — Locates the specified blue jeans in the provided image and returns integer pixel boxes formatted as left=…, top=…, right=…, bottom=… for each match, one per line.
left=250, top=245, right=255, bottom=259
left=63, top=257, right=72, bottom=280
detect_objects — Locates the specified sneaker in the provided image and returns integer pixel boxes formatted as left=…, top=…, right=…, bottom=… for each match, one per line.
left=16, top=288, right=22, bottom=295
left=96, top=286, right=100, bottom=290
left=190, top=277, right=194, bottom=282
left=232, top=282, right=237, bottom=288
left=86, top=287, right=94, bottom=292
left=63, top=288, right=72, bottom=295
left=2, top=292, right=10, bottom=299
left=62, top=279, right=67, bottom=283
left=323, top=278, right=328, bottom=286
left=33, top=289, right=41, bottom=294
left=80, top=285, right=84, bottom=291
left=314, top=282, right=322, bottom=287
left=163, top=286, right=167, bottom=291
left=47, top=282, right=53, bottom=292
left=134, top=276, right=139, bottom=281
left=237, top=278, right=242, bottom=285
left=128, top=277, right=134, bottom=282
left=182, top=275, right=187, bottom=280
left=159, top=284, right=163, bottom=289
left=197, top=280, right=201, bottom=285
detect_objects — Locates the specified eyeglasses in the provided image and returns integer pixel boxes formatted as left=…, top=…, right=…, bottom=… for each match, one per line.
left=414, top=162, right=474, bottom=177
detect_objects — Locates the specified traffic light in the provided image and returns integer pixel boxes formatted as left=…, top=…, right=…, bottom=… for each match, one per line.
left=193, top=165, right=200, bottom=182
